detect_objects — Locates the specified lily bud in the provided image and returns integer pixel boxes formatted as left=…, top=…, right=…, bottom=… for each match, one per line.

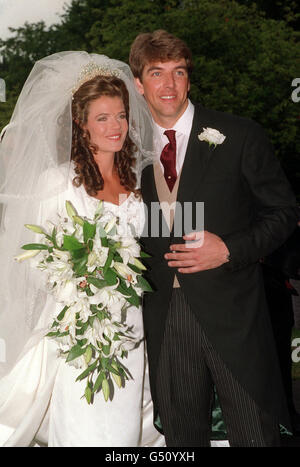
left=73, top=215, right=84, bottom=227
left=85, top=385, right=92, bottom=404
left=87, top=251, right=97, bottom=267
left=65, top=200, right=77, bottom=219
left=24, top=224, right=45, bottom=234
left=84, top=345, right=93, bottom=365
left=111, top=362, right=122, bottom=388
left=94, top=200, right=103, bottom=219
left=14, top=250, right=39, bottom=262
left=104, top=218, right=116, bottom=234
left=133, top=258, right=147, bottom=271
left=102, top=377, right=110, bottom=402
left=113, top=262, right=131, bottom=278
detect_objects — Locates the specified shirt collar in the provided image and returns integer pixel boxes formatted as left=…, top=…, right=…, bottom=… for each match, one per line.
left=154, top=99, right=195, bottom=138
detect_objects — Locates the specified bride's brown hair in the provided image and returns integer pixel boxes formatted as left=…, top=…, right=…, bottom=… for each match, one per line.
left=71, top=75, right=139, bottom=197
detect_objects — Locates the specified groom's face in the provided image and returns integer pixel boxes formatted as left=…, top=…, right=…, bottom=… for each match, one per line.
left=135, top=59, right=190, bottom=128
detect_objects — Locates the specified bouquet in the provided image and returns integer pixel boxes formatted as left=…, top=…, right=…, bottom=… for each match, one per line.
left=15, top=200, right=152, bottom=404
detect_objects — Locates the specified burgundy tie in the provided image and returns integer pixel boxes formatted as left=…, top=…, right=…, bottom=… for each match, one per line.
left=160, top=130, right=177, bottom=191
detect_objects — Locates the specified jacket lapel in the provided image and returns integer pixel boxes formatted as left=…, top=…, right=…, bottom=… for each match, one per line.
left=177, top=105, right=212, bottom=204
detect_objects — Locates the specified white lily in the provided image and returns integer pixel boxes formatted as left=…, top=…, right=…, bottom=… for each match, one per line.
left=53, top=279, right=78, bottom=305
left=81, top=318, right=104, bottom=348
left=114, top=261, right=138, bottom=285
left=88, top=240, right=109, bottom=269
left=89, top=282, right=127, bottom=308
left=72, top=297, right=93, bottom=323
left=117, top=237, right=141, bottom=265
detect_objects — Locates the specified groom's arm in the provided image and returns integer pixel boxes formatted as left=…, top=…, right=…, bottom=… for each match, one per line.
left=220, top=121, right=298, bottom=271
left=166, top=121, right=298, bottom=273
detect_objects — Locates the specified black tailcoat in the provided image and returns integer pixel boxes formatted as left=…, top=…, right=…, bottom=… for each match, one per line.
left=140, top=104, right=298, bottom=429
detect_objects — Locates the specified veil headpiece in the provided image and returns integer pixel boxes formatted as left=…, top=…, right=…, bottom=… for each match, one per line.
left=0, top=51, right=155, bottom=376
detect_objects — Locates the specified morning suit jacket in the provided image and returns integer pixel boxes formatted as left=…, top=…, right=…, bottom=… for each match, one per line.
left=140, top=103, right=298, bottom=429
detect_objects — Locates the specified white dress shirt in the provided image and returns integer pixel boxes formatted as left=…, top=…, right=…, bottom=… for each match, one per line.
left=153, top=99, right=195, bottom=175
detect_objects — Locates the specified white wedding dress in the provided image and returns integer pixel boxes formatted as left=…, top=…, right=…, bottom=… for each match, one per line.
left=0, top=165, right=165, bottom=447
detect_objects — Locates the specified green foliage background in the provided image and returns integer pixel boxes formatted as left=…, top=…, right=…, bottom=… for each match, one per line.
left=0, top=0, right=299, bottom=197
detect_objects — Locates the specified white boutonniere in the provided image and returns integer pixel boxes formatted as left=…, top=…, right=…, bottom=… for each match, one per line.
left=198, top=127, right=226, bottom=148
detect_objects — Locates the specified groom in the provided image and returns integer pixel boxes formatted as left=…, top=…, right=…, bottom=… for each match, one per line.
left=129, top=30, right=298, bottom=447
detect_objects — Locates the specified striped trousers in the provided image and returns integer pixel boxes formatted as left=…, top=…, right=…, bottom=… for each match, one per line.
left=156, top=288, right=281, bottom=447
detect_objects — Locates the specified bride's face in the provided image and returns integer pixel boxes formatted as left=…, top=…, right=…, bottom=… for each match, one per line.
left=84, top=95, right=128, bottom=156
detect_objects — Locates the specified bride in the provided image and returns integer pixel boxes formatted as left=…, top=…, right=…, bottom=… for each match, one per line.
left=0, top=51, right=165, bottom=447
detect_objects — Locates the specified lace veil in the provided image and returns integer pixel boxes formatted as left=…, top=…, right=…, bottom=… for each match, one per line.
left=0, top=51, right=155, bottom=377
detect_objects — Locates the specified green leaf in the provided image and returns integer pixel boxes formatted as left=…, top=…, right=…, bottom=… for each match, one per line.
left=50, top=226, right=58, bottom=248
left=116, top=279, right=131, bottom=297
left=100, top=356, right=110, bottom=370
left=97, top=310, right=110, bottom=321
left=83, top=221, right=96, bottom=243
left=93, top=371, right=105, bottom=393
left=102, top=344, right=111, bottom=356
left=72, top=254, right=88, bottom=275
left=57, top=305, right=69, bottom=321
left=103, top=250, right=114, bottom=275
left=46, top=330, right=69, bottom=338
left=125, top=285, right=141, bottom=307
left=66, top=344, right=86, bottom=362
left=126, top=293, right=141, bottom=307
left=137, top=275, right=153, bottom=292
left=127, top=262, right=141, bottom=274
left=103, top=268, right=118, bottom=285
left=87, top=276, right=107, bottom=289
left=140, top=251, right=151, bottom=258
left=46, top=331, right=60, bottom=337
left=90, top=304, right=100, bottom=314
left=21, top=243, right=49, bottom=250
left=63, top=235, right=84, bottom=251
left=107, top=363, right=121, bottom=377
left=75, top=360, right=98, bottom=381
left=71, top=248, right=87, bottom=260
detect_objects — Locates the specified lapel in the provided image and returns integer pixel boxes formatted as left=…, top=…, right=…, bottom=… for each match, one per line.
left=177, top=104, right=212, bottom=204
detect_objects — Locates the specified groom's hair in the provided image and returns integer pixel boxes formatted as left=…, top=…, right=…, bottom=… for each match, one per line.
left=129, top=29, right=193, bottom=81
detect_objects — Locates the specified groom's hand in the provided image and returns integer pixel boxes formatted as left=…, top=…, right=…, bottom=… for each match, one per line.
left=165, top=231, right=230, bottom=273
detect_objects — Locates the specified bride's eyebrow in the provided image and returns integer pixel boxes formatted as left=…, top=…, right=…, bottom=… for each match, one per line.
left=95, top=111, right=126, bottom=118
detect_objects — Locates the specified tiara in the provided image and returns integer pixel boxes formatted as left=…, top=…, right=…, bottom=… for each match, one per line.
left=72, top=61, right=122, bottom=95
